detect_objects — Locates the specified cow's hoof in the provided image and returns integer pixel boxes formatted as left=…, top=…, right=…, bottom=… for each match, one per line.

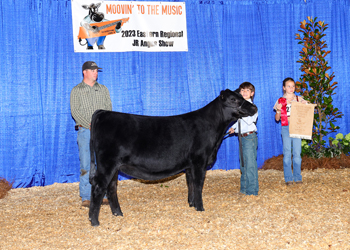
left=113, top=211, right=123, bottom=217
left=89, top=216, right=100, bottom=226
left=196, top=207, right=205, bottom=212
left=91, top=220, right=100, bottom=227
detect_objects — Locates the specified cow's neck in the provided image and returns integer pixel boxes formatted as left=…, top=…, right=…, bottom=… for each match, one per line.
left=201, top=98, right=230, bottom=135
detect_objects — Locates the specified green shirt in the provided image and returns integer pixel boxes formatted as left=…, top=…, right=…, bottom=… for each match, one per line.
left=70, top=81, right=112, bottom=129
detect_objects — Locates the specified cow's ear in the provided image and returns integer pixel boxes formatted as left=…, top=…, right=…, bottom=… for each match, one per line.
left=220, top=90, right=227, bottom=101
left=234, top=88, right=240, bottom=94
left=96, top=2, right=101, bottom=8
left=82, top=5, right=88, bottom=9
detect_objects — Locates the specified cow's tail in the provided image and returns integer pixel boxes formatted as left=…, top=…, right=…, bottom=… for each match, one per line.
left=89, top=119, right=96, bottom=185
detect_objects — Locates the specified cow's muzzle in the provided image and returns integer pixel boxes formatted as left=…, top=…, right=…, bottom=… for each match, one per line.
left=91, top=12, right=104, bottom=22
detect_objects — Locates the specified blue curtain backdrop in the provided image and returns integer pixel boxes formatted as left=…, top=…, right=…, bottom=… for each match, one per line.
left=0, top=0, right=349, bottom=188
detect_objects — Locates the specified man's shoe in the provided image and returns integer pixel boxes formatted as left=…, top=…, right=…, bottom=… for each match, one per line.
left=295, top=181, right=303, bottom=184
left=82, top=199, right=108, bottom=207
left=286, top=181, right=293, bottom=186
left=82, top=200, right=90, bottom=208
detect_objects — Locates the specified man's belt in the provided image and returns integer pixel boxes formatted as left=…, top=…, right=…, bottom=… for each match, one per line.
left=75, top=125, right=83, bottom=131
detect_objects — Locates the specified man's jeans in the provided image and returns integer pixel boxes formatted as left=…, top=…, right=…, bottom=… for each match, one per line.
left=281, top=125, right=302, bottom=183
left=239, top=132, right=259, bottom=196
left=77, top=127, right=91, bottom=201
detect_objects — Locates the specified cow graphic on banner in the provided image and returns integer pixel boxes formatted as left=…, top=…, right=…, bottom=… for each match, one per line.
left=77, top=3, right=129, bottom=50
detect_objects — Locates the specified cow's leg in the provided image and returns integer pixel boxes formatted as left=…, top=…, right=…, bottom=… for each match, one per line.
left=192, top=167, right=206, bottom=211
left=86, top=37, right=98, bottom=49
left=185, top=168, right=195, bottom=207
left=89, top=178, right=107, bottom=226
left=97, top=36, right=106, bottom=49
left=106, top=170, right=123, bottom=217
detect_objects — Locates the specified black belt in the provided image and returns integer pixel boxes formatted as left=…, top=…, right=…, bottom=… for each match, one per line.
left=75, top=125, right=83, bottom=131
left=241, top=131, right=255, bottom=137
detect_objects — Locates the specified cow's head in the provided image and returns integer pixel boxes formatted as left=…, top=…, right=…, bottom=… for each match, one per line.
left=219, top=89, right=258, bottom=121
left=82, top=3, right=104, bottom=22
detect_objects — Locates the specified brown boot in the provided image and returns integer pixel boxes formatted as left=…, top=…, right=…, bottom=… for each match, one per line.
left=82, top=200, right=90, bottom=207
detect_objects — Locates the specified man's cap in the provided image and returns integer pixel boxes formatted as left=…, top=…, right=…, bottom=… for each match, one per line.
left=82, top=61, right=102, bottom=72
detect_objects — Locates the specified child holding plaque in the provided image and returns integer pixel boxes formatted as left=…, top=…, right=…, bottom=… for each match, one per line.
left=274, top=77, right=307, bottom=186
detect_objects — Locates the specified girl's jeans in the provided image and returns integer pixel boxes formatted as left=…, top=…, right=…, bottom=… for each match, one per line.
left=281, top=125, right=302, bottom=183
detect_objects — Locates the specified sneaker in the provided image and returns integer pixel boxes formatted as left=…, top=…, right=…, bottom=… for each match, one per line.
left=286, top=181, right=293, bottom=186
left=82, top=200, right=90, bottom=207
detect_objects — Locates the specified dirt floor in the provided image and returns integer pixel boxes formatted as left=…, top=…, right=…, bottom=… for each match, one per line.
left=1, top=166, right=350, bottom=249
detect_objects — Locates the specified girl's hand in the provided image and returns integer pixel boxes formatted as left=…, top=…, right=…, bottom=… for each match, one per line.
left=228, top=127, right=235, bottom=134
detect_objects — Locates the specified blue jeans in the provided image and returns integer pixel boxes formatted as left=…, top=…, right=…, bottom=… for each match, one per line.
left=281, top=126, right=302, bottom=183
left=239, top=132, right=259, bottom=196
left=77, top=127, right=91, bottom=201
left=87, top=36, right=106, bottom=47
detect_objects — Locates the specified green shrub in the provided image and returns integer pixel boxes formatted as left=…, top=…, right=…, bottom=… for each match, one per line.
left=301, top=133, right=350, bottom=158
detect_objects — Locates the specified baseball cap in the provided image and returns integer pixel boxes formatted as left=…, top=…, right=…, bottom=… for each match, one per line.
left=82, top=61, right=102, bottom=72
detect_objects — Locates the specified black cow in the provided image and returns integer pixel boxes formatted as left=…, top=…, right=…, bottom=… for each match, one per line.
left=88, top=89, right=257, bottom=226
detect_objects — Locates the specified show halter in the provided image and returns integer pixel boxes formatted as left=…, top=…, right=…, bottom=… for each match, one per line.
left=238, top=119, right=244, bottom=169
left=278, top=97, right=288, bottom=126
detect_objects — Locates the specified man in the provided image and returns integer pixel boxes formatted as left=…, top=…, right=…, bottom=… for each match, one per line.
left=70, top=61, right=112, bottom=207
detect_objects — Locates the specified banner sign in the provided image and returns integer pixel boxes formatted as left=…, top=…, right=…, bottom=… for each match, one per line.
left=71, top=0, right=188, bottom=52
left=289, top=102, right=316, bottom=140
